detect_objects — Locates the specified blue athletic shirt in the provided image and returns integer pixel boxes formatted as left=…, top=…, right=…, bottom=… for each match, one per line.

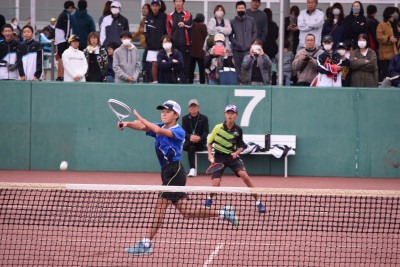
left=146, top=123, right=185, bottom=168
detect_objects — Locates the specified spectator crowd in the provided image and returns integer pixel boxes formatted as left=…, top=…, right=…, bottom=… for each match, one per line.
left=1, top=0, right=400, bottom=87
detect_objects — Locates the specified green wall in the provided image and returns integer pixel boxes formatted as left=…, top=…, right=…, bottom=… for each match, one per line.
left=0, top=81, right=399, bottom=178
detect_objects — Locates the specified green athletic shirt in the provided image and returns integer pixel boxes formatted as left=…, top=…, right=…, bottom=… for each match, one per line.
left=207, top=122, right=245, bottom=154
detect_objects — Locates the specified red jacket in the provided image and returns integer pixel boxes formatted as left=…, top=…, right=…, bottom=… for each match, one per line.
left=167, top=8, right=192, bottom=46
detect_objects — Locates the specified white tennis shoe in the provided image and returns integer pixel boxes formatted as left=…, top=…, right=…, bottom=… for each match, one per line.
left=188, top=168, right=197, bottom=177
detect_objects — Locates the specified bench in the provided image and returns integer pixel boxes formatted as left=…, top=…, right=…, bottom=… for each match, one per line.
left=194, top=134, right=296, bottom=177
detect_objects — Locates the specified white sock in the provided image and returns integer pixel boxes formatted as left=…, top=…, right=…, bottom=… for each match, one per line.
left=141, top=238, right=151, bottom=247
left=207, top=195, right=212, bottom=200
left=256, top=200, right=261, bottom=206
left=219, top=210, right=225, bottom=218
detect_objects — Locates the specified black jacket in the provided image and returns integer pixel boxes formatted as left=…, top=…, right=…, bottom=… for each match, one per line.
left=343, top=14, right=368, bottom=47
left=55, top=9, right=73, bottom=44
left=145, top=11, right=167, bottom=50
left=17, top=39, right=42, bottom=79
left=181, top=112, right=209, bottom=146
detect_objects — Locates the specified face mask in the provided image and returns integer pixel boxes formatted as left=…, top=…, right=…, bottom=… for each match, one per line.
left=215, top=11, right=224, bottom=19
left=122, top=39, right=131, bottom=46
left=332, top=9, right=340, bottom=16
left=111, top=8, right=120, bottom=15
left=323, top=44, right=332, bottom=51
left=393, top=13, right=399, bottom=21
left=215, top=42, right=224, bottom=46
left=358, top=41, right=367, bottom=49
left=352, top=7, right=360, bottom=14
left=163, top=42, right=172, bottom=50
left=337, top=49, right=346, bottom=56
left=237, top=11, right=245, bottom=17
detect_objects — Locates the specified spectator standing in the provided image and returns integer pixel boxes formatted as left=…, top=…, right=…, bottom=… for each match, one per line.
left=292, top=33, right=323, bottom=86
left=336, top=42, right=351, bottom=87
left=106, top=42, right=119, bottom=82
left=297, top=0, right=324, bottom=52
left=205, top=5, right=232, bottom=51
left=387, top=49, right=400, bottom=87
left=366, top=5, right=379, bottom=53
left=276, top=40, right=294, bottom=86
left=99, top=1, right=112, bottom=29
left=0, top=24, right=19, bottom=80
left=315, top=35, right=342, bottom=87
left=182, top=99, right=209, bottom=177
left=62, top=35, right=87, bottom=82
left=71, top=0, right=96, bottom=51
left=10, top=18, right=21, bottom=39
left=246, top=0, right=268, bottom=43
left=343, top=1, right=368, bottom=48
left=229, top=1, right=257, bottom=84
left=0, top=14, right=5, bottom=40
left=113, top=31, right=140, bottom=83
left=167, top=0, right=192, bottom=84
left=16, top=25, right=42, bottom=81
left=100, top=1, right=129, bottom=50
left=322, top=3, right=345, bottom=46
left=285, top=6, right=300, bottom=55
left=132, top=4, right=151, bottom=82
left=55, top=0, right=75, bottom=81
left=376, top=7, right=400, bottom=81
left=39, top=26, right=53, bottom=53
left=144, top=0, right=167, bottom=83
left=189, top=14, right=207, bottom=84
left=241, top=39, right=272, bottom=85
left=205, top=34, right=235, bottom=85
left=263, top=8, right=278, bottom=63
left=48, top=18, right=56, bottom=39
left=157, top=35, right=185, bottom=84
left=83, top=32, right=108, bottom=82
left=349, top=33, right=378, bottom=87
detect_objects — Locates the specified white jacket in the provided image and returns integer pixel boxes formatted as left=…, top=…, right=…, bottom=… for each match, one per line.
left=62, top=46, right=88, bottom=82
left=297, top=9, right=325, bottom=51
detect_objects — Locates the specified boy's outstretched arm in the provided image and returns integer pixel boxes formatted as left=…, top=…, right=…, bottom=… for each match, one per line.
left=119, top=120, right=149, bottom=131
left=133, top=109, right=175, bottom=137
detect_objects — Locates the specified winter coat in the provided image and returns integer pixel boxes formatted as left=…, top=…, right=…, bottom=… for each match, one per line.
left=342, top=14, right=368, bottom=47
left=190, top=21, right=207, bottom=59
left=376, top=21, right=400, bottom=61
left=62, top=46, right=88, bottom=82
left=17, top=39, right=43, bottom=80
left=71, top=9, right=96, bottom=50
left=349, top=48, right=378, bottom=87
left=100, top=14, right=129, bottom=49
left=229, top=16, right=257, bottom=53
left=292, top=47, right=324, bottom=84
left=241, top=53, right=272, bottom=85
left=144, top=11, right=168, bottom=51
left=113, top=44, right=140, bottom=83
left=388, top=53, right=400, bottom=78
left=322, top=21, right=344, bottom=47
left=157, top=48, right=184, bottom=83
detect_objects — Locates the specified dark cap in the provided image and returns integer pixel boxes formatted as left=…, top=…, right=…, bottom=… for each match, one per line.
left=322, top=35, right=334, bottom=43
left=336, top=42, right=346, bottom=50
left=151, top=0, right=161, bottom=5
left=68, top=34, right=80, bottom=43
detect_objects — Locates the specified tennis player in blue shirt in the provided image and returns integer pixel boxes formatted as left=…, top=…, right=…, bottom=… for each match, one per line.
left=119, top=100, right=239, bottom=256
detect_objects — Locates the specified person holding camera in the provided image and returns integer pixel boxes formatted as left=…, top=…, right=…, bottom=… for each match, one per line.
left=292, top=33, right=323, bottom=86
left=205, top=33, right=235, bottom=85
left=241, top=39, right=272, bottom=85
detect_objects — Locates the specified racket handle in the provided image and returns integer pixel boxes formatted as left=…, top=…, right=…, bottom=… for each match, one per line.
left=119, top=122, right=123, bottom=129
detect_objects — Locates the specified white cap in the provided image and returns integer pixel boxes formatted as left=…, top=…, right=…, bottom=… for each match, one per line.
left=111, top=1, right=121, bottom=8
left=157, top=100, right=181, bottom=116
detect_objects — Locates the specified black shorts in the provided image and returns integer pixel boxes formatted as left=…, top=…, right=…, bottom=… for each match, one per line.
left=211, top=152, right=246, bottom=179
left=159, top=161, right=188, bottom=203
left=57, top=42, right=69, bottom=56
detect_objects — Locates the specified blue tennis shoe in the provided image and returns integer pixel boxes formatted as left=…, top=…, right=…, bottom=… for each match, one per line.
left=125, top=241, right=153, bottom=255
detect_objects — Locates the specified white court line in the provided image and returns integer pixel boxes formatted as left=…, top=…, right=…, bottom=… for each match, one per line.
left=203, top=243, right=224, bottom=266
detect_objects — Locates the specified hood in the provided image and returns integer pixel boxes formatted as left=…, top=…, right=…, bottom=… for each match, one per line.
left=74, top=9, right=88, bottom=18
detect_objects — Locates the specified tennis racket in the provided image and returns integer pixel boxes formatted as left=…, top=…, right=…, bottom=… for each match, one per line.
left=206, top=160, right=224, bottom=174
left=108, top=99, right=131, bottom=129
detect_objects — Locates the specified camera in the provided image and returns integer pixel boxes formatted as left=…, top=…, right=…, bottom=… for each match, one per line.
left=304, top=54, right=311, bottom=62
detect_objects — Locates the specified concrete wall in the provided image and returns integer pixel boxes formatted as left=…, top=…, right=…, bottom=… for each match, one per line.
left=0, top=81, right=399, bottom=178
